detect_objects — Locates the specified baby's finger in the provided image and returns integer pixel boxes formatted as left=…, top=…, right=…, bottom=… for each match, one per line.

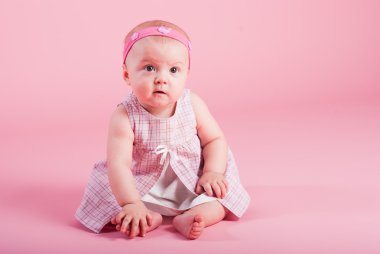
left=129, top=218, right=140, bottom=238
left=111, top=217, right=117, bottom=225
left=195, top=184, right=203, bottom=194
left=203, top=183, right=213, bottom=196
left=139, top=218, right=148, bottom=237
left=116, top=224, right=121, bottom=231
left=146, top=213, right=153, bottom=227
left=219, top=180, right=227, bottom=198
left=120, top=215, right=132, bottom=234
left=222, top=178, right=229, bottom=193
left=115, top=211, right=126, bottom=225
left=211, top=182, right=222, bottom=198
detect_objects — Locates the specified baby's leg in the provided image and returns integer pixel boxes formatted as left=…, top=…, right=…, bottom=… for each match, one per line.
left=173, top=201, right=227, bottom=240
left=143, top=211, right=163, bottom=234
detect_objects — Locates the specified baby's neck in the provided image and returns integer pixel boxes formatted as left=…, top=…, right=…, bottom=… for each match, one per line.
left=143, top=103, right=177, bottom=118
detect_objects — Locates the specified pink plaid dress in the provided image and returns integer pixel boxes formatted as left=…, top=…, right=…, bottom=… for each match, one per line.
left=75, top=89, right=250, bottom=233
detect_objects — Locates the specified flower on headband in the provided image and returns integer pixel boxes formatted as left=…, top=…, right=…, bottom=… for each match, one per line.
left=131, top=32, right=139, bottom=40
left=157, top=26, right=172, bottom=34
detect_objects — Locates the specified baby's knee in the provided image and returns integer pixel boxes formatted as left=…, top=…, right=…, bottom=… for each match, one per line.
left=151, top=211, right=163, bottom=224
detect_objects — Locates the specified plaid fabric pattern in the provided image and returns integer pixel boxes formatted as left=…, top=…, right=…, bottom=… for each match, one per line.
left=75, top=89, right=251, bottom=233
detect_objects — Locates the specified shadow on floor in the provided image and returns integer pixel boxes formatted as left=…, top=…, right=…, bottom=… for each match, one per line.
left=4, top=183, right=372, bottom=241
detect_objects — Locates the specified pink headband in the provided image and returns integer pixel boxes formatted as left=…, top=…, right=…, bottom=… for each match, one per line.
left=122, top=26, right=192, bottom=69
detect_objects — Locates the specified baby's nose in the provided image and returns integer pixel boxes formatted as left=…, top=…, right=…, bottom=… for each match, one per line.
left=154, top=72, right=168, bottom=85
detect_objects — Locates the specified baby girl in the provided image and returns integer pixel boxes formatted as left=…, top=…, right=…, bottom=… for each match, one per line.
left=75, top=19, right=250, bottom=240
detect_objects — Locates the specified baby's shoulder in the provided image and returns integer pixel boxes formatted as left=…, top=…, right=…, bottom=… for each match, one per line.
left=108, top=104, right=133, bottom=134
left=113, top=103, right=129, bottom=118
left=188, top=91, right=209, bottom=112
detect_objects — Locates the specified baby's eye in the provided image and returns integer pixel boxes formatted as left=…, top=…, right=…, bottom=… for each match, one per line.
left=144, top=65, right=155, bottom=72
left=170, top=67, right=178, bottom=73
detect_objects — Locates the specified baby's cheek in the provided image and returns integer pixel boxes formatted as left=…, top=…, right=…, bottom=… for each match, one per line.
left=133, top=79, right=151, bottom=91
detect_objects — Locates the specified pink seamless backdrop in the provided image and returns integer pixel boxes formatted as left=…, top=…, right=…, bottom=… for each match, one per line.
left=1, top=0, right=379, bottom=253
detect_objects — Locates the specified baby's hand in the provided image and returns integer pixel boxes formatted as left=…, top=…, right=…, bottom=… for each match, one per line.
left=195, top=171, right=229, bottom=199
left=111, top=200, right=152, bottom=238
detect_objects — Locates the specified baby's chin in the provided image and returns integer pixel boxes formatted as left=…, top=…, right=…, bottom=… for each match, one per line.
left=138, top=98, right=176, bottom=114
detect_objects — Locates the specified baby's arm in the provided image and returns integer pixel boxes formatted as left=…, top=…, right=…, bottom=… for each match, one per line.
left=106, top=105, right=152, bottom=237
left=191, top=92, right=229, bottom=198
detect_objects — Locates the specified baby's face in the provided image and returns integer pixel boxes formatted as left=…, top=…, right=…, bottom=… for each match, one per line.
left=124, top=36, right=189, bottom=116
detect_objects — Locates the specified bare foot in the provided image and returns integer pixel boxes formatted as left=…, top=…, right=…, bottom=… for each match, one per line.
left=173, top=214, right=206, bottom=240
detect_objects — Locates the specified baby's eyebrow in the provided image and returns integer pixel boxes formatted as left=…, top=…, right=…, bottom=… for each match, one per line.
left=140, top=57, right=156, bottom=63
left=170, top=61, right=184, bottom=66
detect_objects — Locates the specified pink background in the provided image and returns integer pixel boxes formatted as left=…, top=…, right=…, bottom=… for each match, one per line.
left=1, top=0, right=379, bottom=253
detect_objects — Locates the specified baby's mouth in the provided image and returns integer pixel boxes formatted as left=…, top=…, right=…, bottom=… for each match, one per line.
left=154, top=91, right=166, bottom=94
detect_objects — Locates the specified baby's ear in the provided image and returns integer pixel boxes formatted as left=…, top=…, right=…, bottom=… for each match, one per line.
left=122, top=64, right=130, bottom=83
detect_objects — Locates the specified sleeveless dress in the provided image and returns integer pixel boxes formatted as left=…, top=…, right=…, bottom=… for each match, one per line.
left=75, top=89, right=250, bottom=233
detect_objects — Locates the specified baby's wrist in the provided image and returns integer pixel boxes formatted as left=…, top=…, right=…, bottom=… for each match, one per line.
left=121, top=199, right=143, bottom=207
left=202, top=169, right=225, bottom=175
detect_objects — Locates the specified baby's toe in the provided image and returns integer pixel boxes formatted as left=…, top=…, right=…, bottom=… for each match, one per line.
left=190, top=230, right=202, bottom=238
left=192, top=225, right=203, bottom=232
